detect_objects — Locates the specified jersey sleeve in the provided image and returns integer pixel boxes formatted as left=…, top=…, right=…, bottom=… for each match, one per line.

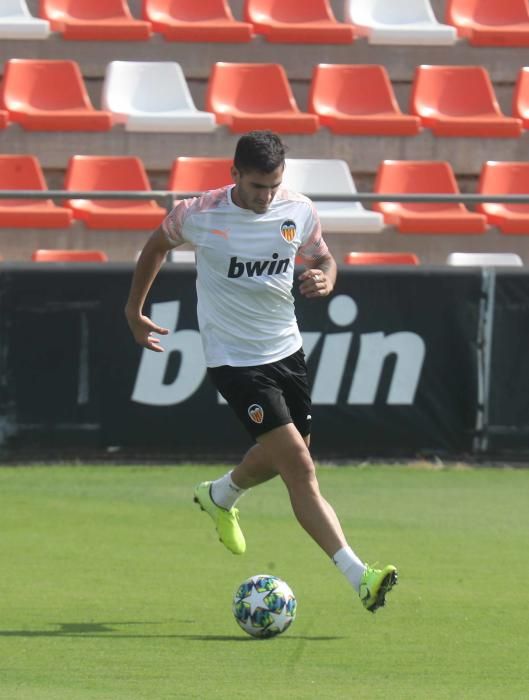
left=161, top=198, right=197, bottom=248
left=161, top=188, right=229, bottom=248
left=297, top=201, right=329, bottom=264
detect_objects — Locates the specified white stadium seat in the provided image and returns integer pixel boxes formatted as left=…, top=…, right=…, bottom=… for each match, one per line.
left=447, top=252, right=523, bottom=266
left=168, top=250, right=196, bottom=263
left=102, top=61, right=217, bottom=133
left=344, top=0, right=457, bottom=45
left=0, top=0, right=50, bottom=39
left=282, top=159, right=384, bottom=233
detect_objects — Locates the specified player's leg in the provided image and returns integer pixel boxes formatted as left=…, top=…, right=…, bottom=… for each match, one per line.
left=230, top=443, right=278, bottom=490
left=257, top=423, right=397, bottom=613
left=194, top=425, right=340, bottom=556
left=193, top=443, right=279, bottom=555
left=201, top=441, right=278, bottom=513
left=209, top=434, right=341, bottom=513
left=256, top=423, right=345, bottom=557
left=195, top=361, right=282, bottom=511
left=300, top=434, right=348, bottom=545
left=198, top=445, right=276, bottom=514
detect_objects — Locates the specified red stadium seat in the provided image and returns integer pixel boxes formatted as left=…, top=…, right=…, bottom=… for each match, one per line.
left=1, top=60, right=112, bottom=131
left=206, top=62, right=319, bottom=133
left=40, top=0, right=152, bottom=40
left=373, top=160, right=487, bottom=234
left=0, top=110, right=8, bottom=129
left=309, top=64, right=421, bottom=135
left=410, top=65, right=523, bottom=137
left=32, top=249, right=109, bottom=262
left=64, top=156, right=166, bottom=229
left=142, top=0, right=253, bottom=41
left=513, top=67, right=529, bottom=129
left=244, top=0, right=355, bottom=43
left=477, top=161, right=529, bottom=234
left=168, top=157, right=233, bottom=194
left=0, top=155, right=72, bottom=228
left=343, top=252, right=420, bottom=265
left=446, top=0, right=529, bottom=46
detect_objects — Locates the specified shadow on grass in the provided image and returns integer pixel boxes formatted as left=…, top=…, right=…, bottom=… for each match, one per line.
left=0, top=622, right=345, bottom=642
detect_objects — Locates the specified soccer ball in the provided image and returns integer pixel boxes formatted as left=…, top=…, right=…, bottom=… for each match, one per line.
left=232, top=574, right=297, bottom=639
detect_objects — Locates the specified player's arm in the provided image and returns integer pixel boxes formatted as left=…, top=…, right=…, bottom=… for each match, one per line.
left=297, top=200, right=337, bottom=299
left=124, top=225, right=174, bottom=352
left=298, top=252, right=337, bottom=299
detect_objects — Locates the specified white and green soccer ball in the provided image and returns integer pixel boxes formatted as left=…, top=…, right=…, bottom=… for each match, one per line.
left=232, top=574, right=297, bottom=639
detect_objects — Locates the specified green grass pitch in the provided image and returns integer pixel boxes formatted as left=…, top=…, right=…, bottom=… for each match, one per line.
left=0, top=464, right=528, bottom=700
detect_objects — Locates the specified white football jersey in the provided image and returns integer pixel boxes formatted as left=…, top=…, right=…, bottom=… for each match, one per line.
left=162, top=185, right=328, bottom=367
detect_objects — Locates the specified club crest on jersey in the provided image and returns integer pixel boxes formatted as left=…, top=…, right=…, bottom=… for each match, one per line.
left=248, top=404, right=264, bottom=424
left=280, top=219, right=297, bottom=243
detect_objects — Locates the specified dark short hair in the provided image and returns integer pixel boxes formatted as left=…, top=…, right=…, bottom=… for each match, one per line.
left=233, top=130, right=287, bottom=174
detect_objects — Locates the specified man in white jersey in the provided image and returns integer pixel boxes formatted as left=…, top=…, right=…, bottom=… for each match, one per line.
left=125, top=131, right=397, bottom=613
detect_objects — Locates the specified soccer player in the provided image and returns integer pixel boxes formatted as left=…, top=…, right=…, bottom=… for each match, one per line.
left=125, top=131, right=397, bottom=613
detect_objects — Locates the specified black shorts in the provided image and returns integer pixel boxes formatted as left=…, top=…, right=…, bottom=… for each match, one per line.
left=207, top=348, right=312, bottom=439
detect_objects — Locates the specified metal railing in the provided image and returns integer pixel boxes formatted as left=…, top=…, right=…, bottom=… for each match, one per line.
left=1, top=190, right=529, bottom=212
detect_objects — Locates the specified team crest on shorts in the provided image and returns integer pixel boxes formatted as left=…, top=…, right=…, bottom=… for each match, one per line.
left=248, top=404, right=264, bottom=424
left=280, top=219, right=297, bottom=243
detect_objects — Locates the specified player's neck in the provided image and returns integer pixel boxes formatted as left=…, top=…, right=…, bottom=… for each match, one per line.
left=231, top=185, right=247, bottom=210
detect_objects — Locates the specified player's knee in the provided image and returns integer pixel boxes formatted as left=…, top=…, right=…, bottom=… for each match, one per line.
left=279, top=450, right=317, bottom=489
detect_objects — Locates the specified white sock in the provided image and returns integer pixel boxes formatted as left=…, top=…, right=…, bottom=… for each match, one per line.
left=210, top=471, right=247, bottom=510
left=332, top=545, right=367, bottom=593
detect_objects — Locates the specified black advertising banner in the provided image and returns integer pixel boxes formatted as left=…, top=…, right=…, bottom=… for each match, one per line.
left=296, top=269, right=481, bottom=458
left=0, top=265, right=485, bottom=460
left=487, top=271, right=529, bottom=454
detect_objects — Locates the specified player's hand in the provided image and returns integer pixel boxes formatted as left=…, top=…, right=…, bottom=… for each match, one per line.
left=126, top=313, right=169, bottom=352
left=298, top=269, right=332, bottom=298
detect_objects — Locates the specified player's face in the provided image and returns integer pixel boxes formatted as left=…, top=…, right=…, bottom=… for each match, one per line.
left=231, top=165, right=284, bottom=214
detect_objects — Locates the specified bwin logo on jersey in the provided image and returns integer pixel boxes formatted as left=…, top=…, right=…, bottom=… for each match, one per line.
left=228, top=254, right=289, bottom=278
left=280, top=219, right=296, bottom=242
left=248, top=404, right=264, bottom=424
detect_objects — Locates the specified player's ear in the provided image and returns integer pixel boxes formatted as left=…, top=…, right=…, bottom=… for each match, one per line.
left=231, top=165, right=241, bottom=184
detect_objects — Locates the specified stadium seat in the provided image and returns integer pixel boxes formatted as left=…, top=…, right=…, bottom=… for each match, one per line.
left=0, top=110, right=9, bottom=129
left=282, top=159, right=384, bottom=233
left=1, top=60, right=113, bottom=131
left=101, top=61, right=217, bottom=133
left=206, top=63, right=319, bottom=133
left=445, top=0, right=529, bottom=46
left=0, top=155, right=72, bottom=228
left=513, top=67, right=529, bottom=129
left=64, top=156, right=166, bottom=229
left=40, top=0, right=152, bottom=40
left=477, top=161, right=529, bottom=234
left=167, top=250, right=196, bottom=263
left=168, top=157, right=232, bottom=194
left=447, top=252, right=523, bottom=266
left=142, top=0, right=253, bottom=41
left=344, top=0, right=457, bottom=45
left=244, top=0, right=355, bottom=43
left=32, top=249, right=109, bottom=262
left=373, top=160, right=487, bottom=234
left=344, top=252, right=420, bottom=265
left=410, top=65, right=523, bottom=137
left=0, top=0, right=50, bottom=38
left=308, top=64, right=421, bottom=135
